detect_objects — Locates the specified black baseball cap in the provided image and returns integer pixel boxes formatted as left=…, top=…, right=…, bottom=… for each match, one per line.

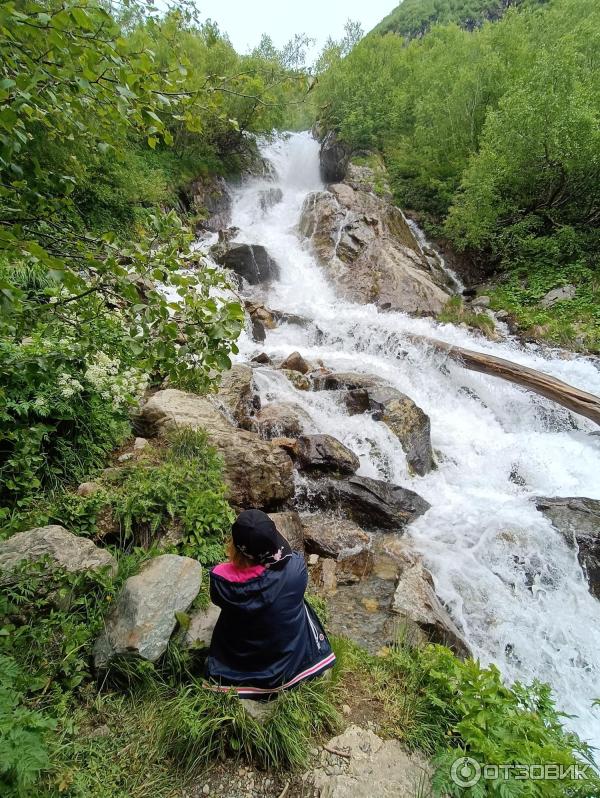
left=231, top=509, right=292, bottom=567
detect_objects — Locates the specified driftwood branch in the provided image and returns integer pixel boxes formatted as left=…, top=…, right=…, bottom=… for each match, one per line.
left=408, top=334, right=600, bottom=427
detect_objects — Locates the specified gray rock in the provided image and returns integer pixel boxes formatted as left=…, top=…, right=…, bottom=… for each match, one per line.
left=320, top=130, right=351, bottom=183
left=133, top=437, right=149, bottom=451
left=392, top=558, right=470, bottom=657
left=258, top=186, right=283, bottom=212
left=536, top=496, right=600, bottom=599
left=184, top=602, right=221, bottom=651
left=77, top=481, right=102, bottom=497
left=541, top=284, right=576, bottom=308
left=296, top=434, right=360, bottom=475
left=308, top=725, right=432, bottom=798
left=215, top=364, right=260, bottom=429
left=312, top=475, right=430, bottom=531
left=0, top=525, right=115, bottom=575
left=269, top=511, right=305, bottom=552
left=302, top=514, right=373, bottom=583
left=312, top=371, right=383, bottom=392
left=135, top=389, right=294, bottom=509
left=94, top=554, right=201, bottom=668
left=279, top=351, right=310, bottom=375
left=240, top=698, right=275, bottom=723
left=254, top=401, right=312, bottom=440
left=471, top=295, right=491, bottom=308
left=214, top=243, right=279, bottom=285
left=187, top=174, right=231, bottom=232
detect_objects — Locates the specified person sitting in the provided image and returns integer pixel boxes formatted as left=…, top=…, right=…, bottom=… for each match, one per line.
left=205, top=509, right=335, bottom=698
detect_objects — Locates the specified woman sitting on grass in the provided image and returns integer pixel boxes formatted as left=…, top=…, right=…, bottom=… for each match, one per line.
left=205, top=509, right=335, bottom=698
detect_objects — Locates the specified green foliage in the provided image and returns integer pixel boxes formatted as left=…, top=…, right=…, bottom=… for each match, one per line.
left=0, top=655, right=56, bottom=797
left=438, top=296, right=495, bottom=336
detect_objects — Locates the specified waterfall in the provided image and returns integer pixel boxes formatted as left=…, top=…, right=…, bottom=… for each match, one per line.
left=200, top=131, right=600, bottom=749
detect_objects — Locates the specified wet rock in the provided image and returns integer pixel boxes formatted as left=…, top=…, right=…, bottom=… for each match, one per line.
left=301, top=514, right=373, bottom=583
left=319, top=130, right=351, bottom=183
left=245, top=301, right=278, bottom=330
left=77, top=481, right=102, bottom=498
left=214, top=243, right=280, bottom=285
left=0, top=525, right=116, bottom=576
left=269, top=511, right=305, bottom=552
left=392, top=558, right=470, bottom=657
left=251, top=352, right=272, bottom=365
left=536, top=496, right=600, bottom=599
left=93, top=554, right=201, bottom=668
left=366, top=386, right=434, bottom=476
left=308, top=725, right=432, bottom=798
left=299, top=177, right=450, bottom=315
left=258, top=186, right=283, bottom=212
left=280, top=369, right=311, bottom=391
left=215, top=364, right=260, bottom=429
left=184, top=602, right=221, bottom=651
left=185, top=174, right=231, bottom=232
left=296, top=434, right=360, bottom=476
left=135, top=389, right=294, bottom=509
left=541, top=284, right=576, bottom=308
left=312, top=371, right=382, bottom=392
left=254, top=401, right=312, bottom=440
left=279, top=351, right=310, bottom=375
left=313, top=475, right=430, bottom=531
left=250, top=317, right=266, bottom=343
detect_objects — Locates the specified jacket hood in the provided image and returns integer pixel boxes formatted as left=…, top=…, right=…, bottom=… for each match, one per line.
left=210, top=559, right=291, bottom=612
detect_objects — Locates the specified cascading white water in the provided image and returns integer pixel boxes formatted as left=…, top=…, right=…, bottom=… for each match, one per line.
left=202, top=132, right=600, bottom=750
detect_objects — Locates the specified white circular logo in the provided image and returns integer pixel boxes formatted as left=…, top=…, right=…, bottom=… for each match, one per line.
left=450, top=757, right=481, bottom=788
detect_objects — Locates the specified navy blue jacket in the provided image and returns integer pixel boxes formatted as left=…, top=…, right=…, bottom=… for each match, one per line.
left=205, top=553, right=335, bottom=696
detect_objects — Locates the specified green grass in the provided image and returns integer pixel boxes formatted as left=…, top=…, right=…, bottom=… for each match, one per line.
left=437, top=295, right=496, bottom=337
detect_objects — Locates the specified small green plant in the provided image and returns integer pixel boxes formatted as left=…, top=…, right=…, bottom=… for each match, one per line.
left=438, top=296, right=496, bottom=337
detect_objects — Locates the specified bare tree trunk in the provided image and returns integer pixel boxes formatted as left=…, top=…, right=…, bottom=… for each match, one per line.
left=408, top=334, right=600, bottom=427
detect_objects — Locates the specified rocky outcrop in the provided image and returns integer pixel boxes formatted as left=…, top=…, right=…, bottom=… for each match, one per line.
left=0, top=525, right=115, bottom=575
left=214, top=363, right=260, bottom=429
left=299, top=167, right=451, bottom=314
left=364, top=386, right=433, bottom=476
left=319, top=130, right=351, bottom=183
left=296, top=434, right=360, bottom=476
left=308, top=725, right=432, bottom=798
left=269, top=511, right=305, bottom=552
left=310, top=475, right=430, bottom=531
left=302, top=514, right=373, bottom=583
left=185, top=174, right=231, bottom=232
left=136, top=389, right=294, bottom=509
left=536, top=497, right=600, bottom=599
left=254, top=401, right=312, bottom=440
left=93, top=554, right=201, bottom=668
left=213, top=242, right=280, bottom=285
left=184, top=602, right=221, bottom=652
left=392, top=557, right=470, bottom=657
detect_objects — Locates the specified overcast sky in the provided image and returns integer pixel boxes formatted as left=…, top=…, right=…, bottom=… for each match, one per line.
left=194, top=0, right=397, bottom=61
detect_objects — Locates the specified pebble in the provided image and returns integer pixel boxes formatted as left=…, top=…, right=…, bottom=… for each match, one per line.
left=342, top=703, right=351, bottom=715
left=202, top=785, right=209, bottom=795
left=117, top=452, right=133, bottom=462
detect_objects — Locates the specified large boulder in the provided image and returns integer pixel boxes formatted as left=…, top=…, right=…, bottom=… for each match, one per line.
left=269, top=511, right=305, bottom=552
left=93, top=554, right=201, bottom=668
left=214, top=363, right=260, bottom=429
left=364, top=386, right=434, bottom=476
left=536, top=497, right=600, bottom=599
left=296, top=434, right=360, bottom=476
left=213, top=242, right=279, bottom=285
left=392, top=557, right=470, bottom=657
left=311, top=371, right=383, bottom=392
left=309, top=725, right=432, bottom=798
left=299, top=177, right=450, bottom=315
left=135, top=389, right=294, bottom=509
left=311, top=475, right=430, bottom=531
left=319, top=130, right=351, bottom=183
left=0, top=525, right=115, bottom=575
left=302, top=514, right=373, bottom=583
left=254, top=401, right=312, bottom=440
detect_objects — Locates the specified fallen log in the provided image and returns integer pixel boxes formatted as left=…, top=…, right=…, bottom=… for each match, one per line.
left=408, top=334, right=600, bottom=427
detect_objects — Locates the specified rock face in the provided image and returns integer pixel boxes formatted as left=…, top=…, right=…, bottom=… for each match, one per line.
left=536, top=496, right=600, bottom=599
left=186, top=174, right=231, bottom=232
left=254, top=401, right=312, bottom=440
left=302, top=514, right=373, bottom=583
left=214, top=364, right=259, bottom=429
left=214, top=242, right=279, bottom=285
left=296, top=434, right=360, bottom=476
left=299, top=168, right=450, bottom=314
left=184, top=602, right=221, bottom=652
left=365, top=386, right=434, bottom=476
left=392, top=557, right=470, bottom=657
left=93, top=554, right=201, bottom=668
left=269, top=511, right=305, bottom=552
left=314, top=475, right=430, bottom=531
left=136, top=389, right=294, bottom=509
left=0, top=526, right=115, bottom=575
left=309, top=725, right=432, bottom=798
left=319, top=130, right=351, bottom=183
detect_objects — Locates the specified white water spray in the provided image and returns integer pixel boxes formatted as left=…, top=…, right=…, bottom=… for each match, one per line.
left=203, top=132, right=600, bottom=749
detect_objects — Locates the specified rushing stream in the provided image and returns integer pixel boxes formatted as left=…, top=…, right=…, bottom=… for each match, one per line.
left=201, top=132, right=600, bottom=750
